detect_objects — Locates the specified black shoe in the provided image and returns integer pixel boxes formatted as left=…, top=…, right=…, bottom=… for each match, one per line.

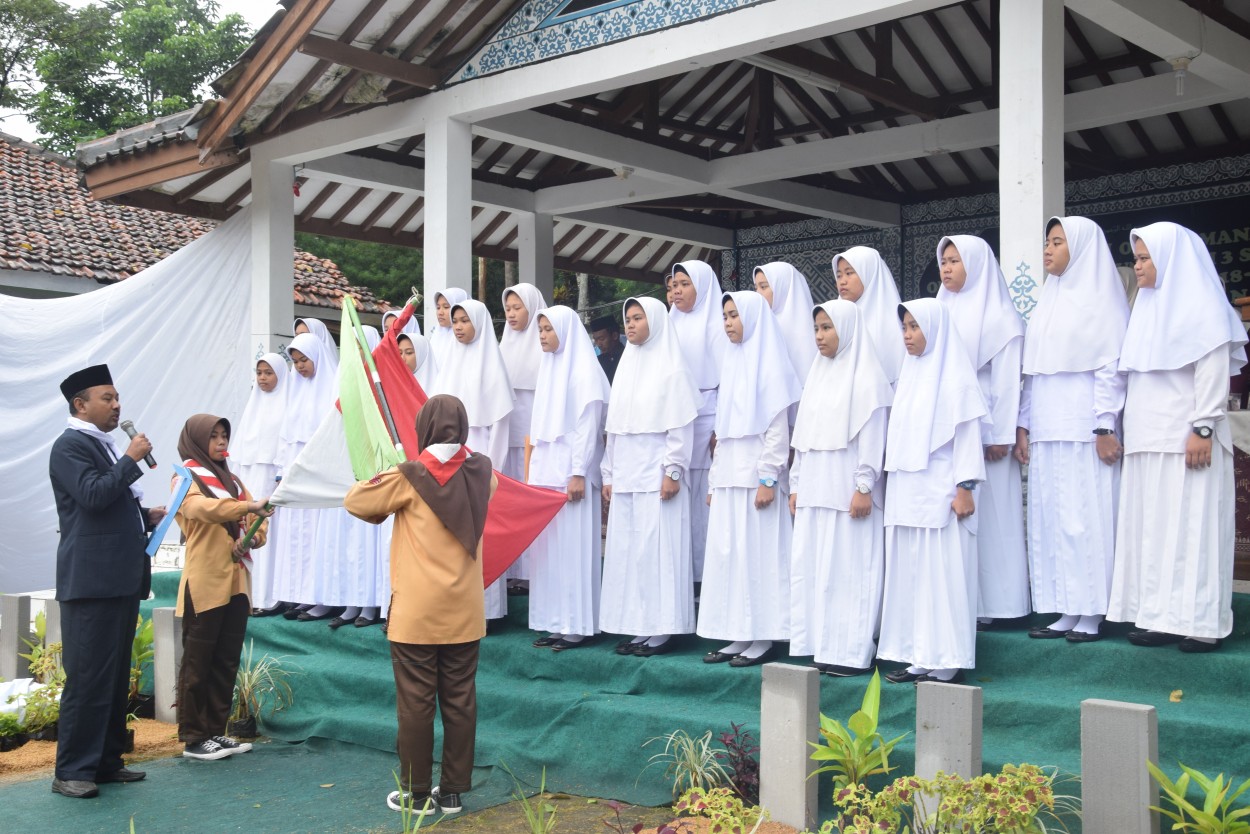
left=1028, top=626, right=1071, bottom=639
left=884, top=668, right=924, bottom=684
left=551, top=637, right=592, bottom=651
left=532, top=635, right=560, bottom=648
left=823, top=664, right=874, bottom=677
left=1065, top=629, right=1102, bottom=643
left=52, top=778, right=98, bottom=798
left=355, top=615, right=384, bottom=628
left=702, top=651, right=736, bottom=664
left=1179, top=637, right=1222, bottom=653
left=1127, top=630, right=1184, bottom=647
left=615, top=639, right=645, bottom=656
left=95, top=767, right=146, bottom=783
left=728, top=648, right=774, bottom=668
left=433, top=786, right=463, bottom=814
left=327, top=616, right=350, bottom=630
left=282, top=605, right=306, bottom=620
left=635, top=639, right=675, bottom=657
left=298, top=606, right=343, bottom=622
left=252, top=602, right=292, bottom=618
left=915, top=670, right=967, bottom=685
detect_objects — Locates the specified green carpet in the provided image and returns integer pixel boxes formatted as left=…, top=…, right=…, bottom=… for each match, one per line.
left=3, top=571, right=1247, bottom=832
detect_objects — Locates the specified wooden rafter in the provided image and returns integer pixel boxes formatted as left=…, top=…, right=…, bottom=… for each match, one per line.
left=298, top=35, right=443, bottom=89
left=85, top=142, right=239, bottom=201
left=314, top=0, right=439, bottom=114
left=766, top=43, right=942, bottom=119
left=300, top=181, right=342, bottom=223
left=390, top=196, right=425, bottom=236
left=361, top=192, right=403, bottom=232
left=473, top=210, right=512, bottom=247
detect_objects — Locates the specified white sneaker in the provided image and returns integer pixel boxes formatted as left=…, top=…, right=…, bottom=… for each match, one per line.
left=386, top=790, right=436, bottom=814
left=182, top=739, right=231, bottom=760
left=212, top=735, right=253, bottom=755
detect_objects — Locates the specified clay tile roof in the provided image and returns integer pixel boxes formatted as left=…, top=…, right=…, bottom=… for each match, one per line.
left=1, top=131, right=388, bottom=312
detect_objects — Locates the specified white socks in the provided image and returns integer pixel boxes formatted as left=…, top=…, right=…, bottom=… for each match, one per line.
left=1049, top=614, right=1079, bottom=632
left=630, top=635, right=649, bottom=644
left=906, top=665, right=931, bottom=676
left=561, top=634, right=586, bottom=644
left=644, top=635, right=670, bottom=648
left=1073, top=615, right=1104, bottom=635
left=740, top=640, right=772, bottom=659
left=361, top=607, right=379, bottom=621
left=305, top=604, right=333, bottom=617
left=342, top=607, right=361, bottom=621
left=719, top=641, right=751, bottom=656
left=926, top=668, right=960, bottom=682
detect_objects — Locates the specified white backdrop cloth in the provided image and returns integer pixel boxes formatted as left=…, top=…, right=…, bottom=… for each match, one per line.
left=0, top=210, right=254, bottom=594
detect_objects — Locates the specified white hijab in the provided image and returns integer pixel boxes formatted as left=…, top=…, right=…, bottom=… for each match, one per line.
left=755, top=261, right=818, bottom=382
left=605, top=297, right=701, bottom=435
left=834, top=247, right=906, bottom=384
left=294, top=317, right=339, bottom=376
left=430, top=298, right=515, bottom=428
left=429, top=287, right=469, bottom=367
left=1120, top=222, right=1248, bottom=375
left=281, top=332, right=339, bottom=444
left=792, top=300, right=893, bottom=452
left=399, top=333, right=438, bottom=392
left=530, top=306, right=611, bottom=443
left=383, top=309, right=422, bottom=338
left=500, top=283, right=548, bottom=391
left=1023, top=216, right=1130, bottom=376
left=669, top=260, right=726, bottom=390
left=885, top=299, right=988, bottom=473
left=936, top=235, right=1024, bottom=370
left=231, top=353, right=289, bottom=466
left=715, top=291, right=803, bottom=440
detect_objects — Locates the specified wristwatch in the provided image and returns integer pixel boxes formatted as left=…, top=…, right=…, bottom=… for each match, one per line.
left=759, top=477, right=777, bottom=488
left=1092, top=428, right=1115, bottom=436
left=855, top=483, right=871, bottom=495
left=1193, top=426, right=1213, bottom=439
left=957, top=480, right=977, bottom=491
left=667, top=468, right=681, bottom=482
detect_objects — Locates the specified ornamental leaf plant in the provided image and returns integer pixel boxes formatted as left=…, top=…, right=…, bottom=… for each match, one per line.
left=1148, top=760, right=1250, bottom=834
left=809, top=669, right=908, bottom=792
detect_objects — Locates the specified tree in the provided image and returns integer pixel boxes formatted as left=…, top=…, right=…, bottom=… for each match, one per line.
left=30, top=0, right=250, bottom=153
left=0, top=0, right=68, bottom=114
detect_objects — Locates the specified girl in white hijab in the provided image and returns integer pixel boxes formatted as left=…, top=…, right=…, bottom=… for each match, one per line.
left=397, top=333, right=438, bottom=393
left=525, top=306, right=610, bottom=650
left=1108, top=222, right=1247, bottom=653
left=935, top=235, right=1029, bottom=630
left=294, top=317, right=340, bottom=377
left=428, top=288, right=469, bottom=369
left=879, top=299, right=987, bottom=685
left=600, top=297, right=701, bottom=655
left=233, top=353, right=289, bottom=614
left=1016, top=217, right=1129, bottom=642
left=833, top=247, right=907, bottom=386
left=789, top=300, right=893, bottom=676
left=500, top=283, right=548, bottom=589
left=753, top=262, right=818, bottom=382
left=382, top=309, right=422, bottom=337
left=697, top=291, right=802, bottom=667
left=668, top=260, right=725, bottom=586
left=274, top=332, right=343, bottom=619
left=430, top=298, right=515, bottom=621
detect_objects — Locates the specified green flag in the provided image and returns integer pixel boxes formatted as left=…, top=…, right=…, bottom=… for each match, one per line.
left=338, top=296, right=404, bottom=480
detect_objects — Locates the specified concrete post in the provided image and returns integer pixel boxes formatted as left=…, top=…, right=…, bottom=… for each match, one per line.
left=915, top=682, right=982, bottom=780
left=759, top=662, right=819, bottom=831
left=249, top=152, right=296, bottom=359
left=998, top=0, right=1064, bottom=321
left=152, top=606, right=183, bottom=724
left=43, top=599, right=62, bottom=646
left=0, top=594, right=34, bottom=681
left=423, top=116, right=474, bottom=325
left=516, top=211, right=555, bottom=301
left=1081, top=699, right=1160, bottom=834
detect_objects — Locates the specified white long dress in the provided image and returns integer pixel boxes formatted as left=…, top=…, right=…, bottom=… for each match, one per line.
left=878, top=421, right=984, bottom=670
left=1019, top=364, right=1125, bottom=615
left=789, top=409, right=887, bottom=668
left=468, top=421, right=511, bottom=619
left=696, top=411, right=793, bottom=641
left=689, top=393, right=715, bottom=581
left=599, top=427, right=696, bottom=636
left=972, top=337, right=1031, bottom=618
left=527, top=402, right=604, bottom=635
left=1108, top=349, right=1235, bottom=638
left=233, top=353, right=288, bottom=610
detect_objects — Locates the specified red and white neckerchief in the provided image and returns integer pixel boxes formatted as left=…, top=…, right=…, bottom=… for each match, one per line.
left=416, top=444, right=468, bottom=485
left=184, top=460, right=253, bottom=570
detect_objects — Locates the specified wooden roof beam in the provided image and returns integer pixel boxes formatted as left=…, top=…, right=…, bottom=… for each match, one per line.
left=757, top=43, right=941, bottom=119
left=298, top=35, right=443, bottom=89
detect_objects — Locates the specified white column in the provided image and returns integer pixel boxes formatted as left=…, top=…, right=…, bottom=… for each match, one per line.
left=998, top=0, right=1064, bottom=320
left=759, top=663, right=819, bottom=831
left=516, top=211, right=555, bottom=300
left=250, top=155, right=296, bottom=358
left=423, top=116, right=474, bottom=322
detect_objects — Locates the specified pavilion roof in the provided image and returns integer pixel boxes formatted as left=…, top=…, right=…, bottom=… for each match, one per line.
left=75, top=0, right=1250, bottom=284
left=1, top=132, right=388, bottom=312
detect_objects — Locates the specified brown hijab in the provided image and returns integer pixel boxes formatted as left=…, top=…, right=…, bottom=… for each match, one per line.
left=398, top=395, right=492, bottom=556
left=178, top=413, right=243, bottom=542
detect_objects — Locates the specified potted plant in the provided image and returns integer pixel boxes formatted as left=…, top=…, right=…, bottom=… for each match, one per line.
left=16, top=630, right=64, bottom=742
left=0, top=711, right=28, bottom=752
left=128, top=615, right=155, bottom=719
left=229, top=640, right=297, bottom=739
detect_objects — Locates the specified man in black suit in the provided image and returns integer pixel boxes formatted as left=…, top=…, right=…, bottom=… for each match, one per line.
left=49, top=364, right=166, bottom=799
left=590, top=315, right=625, bottom=384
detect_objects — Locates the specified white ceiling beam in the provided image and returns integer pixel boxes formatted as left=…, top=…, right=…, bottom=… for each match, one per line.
left=301, top=153, right=535, bottom=213
left=721, top=182, right=900, bottom=227
left=565, top=207, right=734, bottom=249
left=1066, top=0, right=1250, bottom=94
left=260, top=0, right=951, bottom=165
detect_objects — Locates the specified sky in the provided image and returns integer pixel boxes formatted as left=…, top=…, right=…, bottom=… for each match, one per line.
left=0, top=0, right=281, bottom=143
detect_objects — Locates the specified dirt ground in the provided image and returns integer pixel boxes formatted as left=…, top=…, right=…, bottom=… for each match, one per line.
left=0, top=718, right=182, bottom=782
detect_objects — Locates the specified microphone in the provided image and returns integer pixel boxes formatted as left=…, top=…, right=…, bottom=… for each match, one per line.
left=119, top=420, right=158, bottom=469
